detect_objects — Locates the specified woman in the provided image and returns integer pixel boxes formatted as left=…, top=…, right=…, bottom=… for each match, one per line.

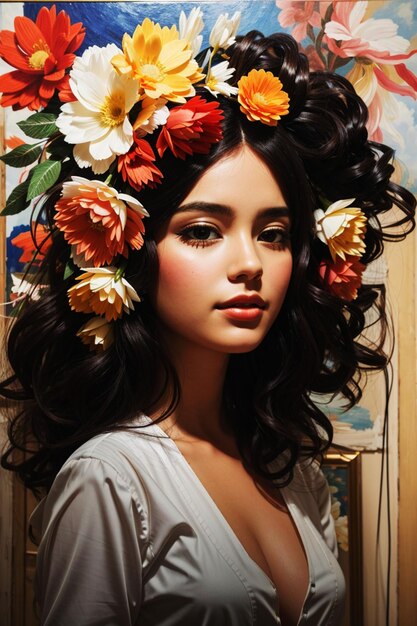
left=0, top=6, right=415, bottom=626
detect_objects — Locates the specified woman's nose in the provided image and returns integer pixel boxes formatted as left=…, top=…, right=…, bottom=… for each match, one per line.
left=227, top=235, right=263, bottom=282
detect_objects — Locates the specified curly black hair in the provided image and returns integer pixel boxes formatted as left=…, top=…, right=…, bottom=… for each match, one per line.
left=1, top=31, right=415, bottom=494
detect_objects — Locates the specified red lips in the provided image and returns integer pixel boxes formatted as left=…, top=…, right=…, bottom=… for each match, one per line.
left=216, top=294, right=266, bottom=309
left=216, top=295, right=266, bottom=321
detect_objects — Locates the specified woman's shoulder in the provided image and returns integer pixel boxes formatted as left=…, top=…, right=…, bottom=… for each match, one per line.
left=30, top=417, right=163, bottom=544
left=64, top=414, right=168, bottom=475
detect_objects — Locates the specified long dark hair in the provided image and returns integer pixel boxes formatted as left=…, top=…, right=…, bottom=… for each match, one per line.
left=1, top=31, right=415, bottom=494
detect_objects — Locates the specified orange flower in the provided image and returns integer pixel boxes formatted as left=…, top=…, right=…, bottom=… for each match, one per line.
left=5, top=135, right=25, bottom=150
left=118, top=136, right=163, bottom=192
left=11, top=223, right=52, bottom=264
left=0, top=6, right=85, bottom=110
left=68, top=267, right=140, bottom=322
left=156, top=96, right=224, bottom=159
left=55, top=177, right=148, bottom=268
left=237, top=69, right=290, bottom=126
left=319, top=255, right=365, bottom=301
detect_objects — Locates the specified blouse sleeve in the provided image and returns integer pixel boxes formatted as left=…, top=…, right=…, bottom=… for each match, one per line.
left=315, top=466, right=339, bottom=559
left=35, top=456, right=148, bottom=626
left=293, top=461, right=339, bottom=559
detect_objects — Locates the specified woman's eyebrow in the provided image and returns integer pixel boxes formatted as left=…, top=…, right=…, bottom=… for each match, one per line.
left=176, top=201, right=289, bottom=219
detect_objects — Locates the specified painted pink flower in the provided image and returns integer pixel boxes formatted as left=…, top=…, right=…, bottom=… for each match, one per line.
left=325, top=1, right=417, bottom=140
left=276, top=1, right=330, bottom=42
left=347, top=61, right=412, bottom=142
left=325, top=1, right=417, bottom=70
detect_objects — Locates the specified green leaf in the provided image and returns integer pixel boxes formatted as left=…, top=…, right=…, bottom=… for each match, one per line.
left=0, top=143, right=42, bottom=167
left=17, top=112, right=58, bottom=139
left=324, top=3, right=334, bottom=23
left=27, top=160, right=61, bottom=200
left=46, top=135, right=72, bottom=160
left=0, top=179, right=31, bottom=216
left=64, top=263, right=75, bottom=281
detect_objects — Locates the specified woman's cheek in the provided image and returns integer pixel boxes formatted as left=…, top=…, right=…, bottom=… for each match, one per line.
left=158, top=245, right=212, bottom=290
left=155, top=247, right=211, bottom=307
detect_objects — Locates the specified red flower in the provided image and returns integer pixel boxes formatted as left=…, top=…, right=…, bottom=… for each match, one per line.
left=11, top=223, right=52, bottom=264
left=319, top=255, right=365, bottom=301
left=156, top=96, right=224, bottom=160
left=0, top=5, right=85, bottom=111
left=57, top=74, right=76, bottom=103
left=118, top=137, right=163, bottom=192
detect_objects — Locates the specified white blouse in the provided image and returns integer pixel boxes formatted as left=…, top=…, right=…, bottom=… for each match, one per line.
left=30, top=414, right=345, bottom=625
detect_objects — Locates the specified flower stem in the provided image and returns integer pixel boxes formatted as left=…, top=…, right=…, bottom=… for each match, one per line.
left=115, top=261, right=127, bottom=282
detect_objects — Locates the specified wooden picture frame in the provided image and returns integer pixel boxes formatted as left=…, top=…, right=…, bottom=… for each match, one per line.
left=323, top=451, right=363, bottom=626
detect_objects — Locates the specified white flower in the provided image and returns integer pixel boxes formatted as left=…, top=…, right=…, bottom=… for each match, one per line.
left=77, top=316, right=114, bottom=350
left=314, top=198, right=367, bottom=261
left=209, top=11, right=241, bottom=51
left=204, top=60, right=238, bottom=96
left=11, top=273, right=45, bottom=301
left=57, top=44, right=139, bottom=174
left=179, top=7, right=204, bottom=58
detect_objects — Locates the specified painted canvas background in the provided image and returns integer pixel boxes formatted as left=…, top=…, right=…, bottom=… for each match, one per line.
left=1, top=0, right=416, bottom=449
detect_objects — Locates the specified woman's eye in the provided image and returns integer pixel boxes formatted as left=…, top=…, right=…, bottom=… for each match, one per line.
left=259, top=227, right=290, bottom=246
left=177, top=224, right=220, bottom=247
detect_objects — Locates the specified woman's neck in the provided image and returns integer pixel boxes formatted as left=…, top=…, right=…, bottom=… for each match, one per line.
left=150, top=337, right=234, bottom=447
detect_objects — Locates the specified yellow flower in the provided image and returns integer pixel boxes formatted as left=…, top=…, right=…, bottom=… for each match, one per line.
left=314, top=198, right=367, bottom=262
left=111, top=18, right=204, bottom=103
left=237, top=69, right=290, bottom=126
left=334, top=515, right=349, bottom=553
left=77, top=316, right=114, bottom=351
left=132, top=96, right=169, bottom=135
left=68, top=267, right=140, bottom=322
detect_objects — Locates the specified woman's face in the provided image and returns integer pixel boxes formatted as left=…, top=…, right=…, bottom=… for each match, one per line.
left=150, top=146, right=293, bottom=355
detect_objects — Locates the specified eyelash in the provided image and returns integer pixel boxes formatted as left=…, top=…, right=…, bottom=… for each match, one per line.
left=176, top=224, right=291, bottom=249
left=176, top=224, right=219, bottom=248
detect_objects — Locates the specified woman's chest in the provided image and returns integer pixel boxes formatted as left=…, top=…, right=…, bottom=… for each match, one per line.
left=175, top=442, right=309, bottom=626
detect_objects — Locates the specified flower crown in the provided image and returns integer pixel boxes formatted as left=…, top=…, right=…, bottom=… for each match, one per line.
left=1, top=5, right=367, bottom=350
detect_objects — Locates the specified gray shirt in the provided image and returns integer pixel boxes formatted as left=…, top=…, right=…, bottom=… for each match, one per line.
left=30, top=414, right=345, bottom=625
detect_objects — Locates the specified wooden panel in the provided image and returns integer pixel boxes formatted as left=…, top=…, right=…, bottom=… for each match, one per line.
left=0, top=104, right=5, bottom=300
left=0, top=423, right=13, bottom=626
left=396, top=232, right=417, bottom=623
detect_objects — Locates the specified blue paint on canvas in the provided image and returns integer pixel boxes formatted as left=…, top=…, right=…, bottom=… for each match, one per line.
left=323, top=466, right=348, bottom=517
left=321, top=404, right=373, bottom=431
left=24, top=1, right=284, bottom=52
left=7, top=224, right=29, bottom=275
